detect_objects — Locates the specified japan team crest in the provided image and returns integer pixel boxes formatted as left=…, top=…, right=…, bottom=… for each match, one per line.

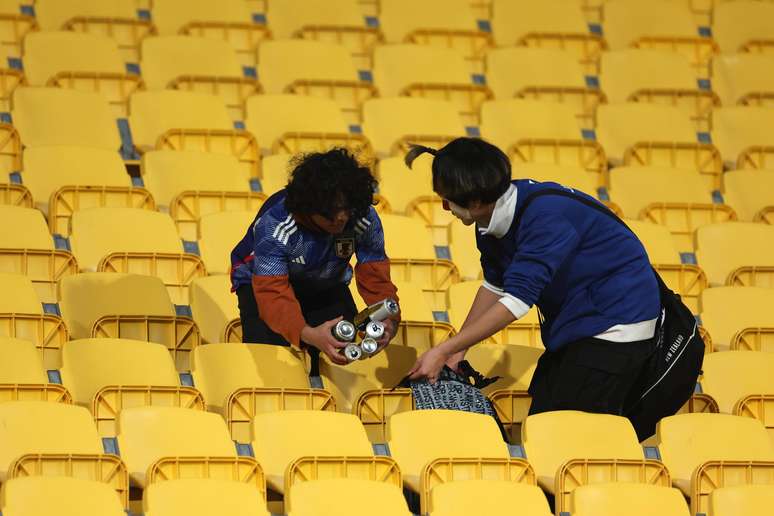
left=334, top=236, right=355, bottom=258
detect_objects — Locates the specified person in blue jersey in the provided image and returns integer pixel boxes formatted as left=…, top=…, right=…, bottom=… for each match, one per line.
left=231, top=149, right=400, bottom=374
left=405, top=137, right=668, bottom=424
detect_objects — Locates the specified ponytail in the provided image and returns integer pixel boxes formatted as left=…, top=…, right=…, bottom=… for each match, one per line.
left=404, top=144, right=437, bottom=169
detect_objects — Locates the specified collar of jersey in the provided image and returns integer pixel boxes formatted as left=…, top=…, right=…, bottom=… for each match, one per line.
left=478, top=184, right=517, bottom=239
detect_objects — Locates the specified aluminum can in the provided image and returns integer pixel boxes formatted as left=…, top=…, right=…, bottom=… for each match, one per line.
left=332, top=320, right=356, bottom=342
left=365, top=321, right=385, bottom=340
left=342, top=343, right=363, bottom=362
left=360, top=337, right=379, bottom=355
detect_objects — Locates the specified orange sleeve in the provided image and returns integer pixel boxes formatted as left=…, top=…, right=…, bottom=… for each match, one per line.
left=354, top=259, right=401, bottom=322
left=252, top=274, right=306, bottom=349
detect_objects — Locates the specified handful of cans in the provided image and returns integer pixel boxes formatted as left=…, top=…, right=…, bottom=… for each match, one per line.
left=330, top=298, right=399, bottom=362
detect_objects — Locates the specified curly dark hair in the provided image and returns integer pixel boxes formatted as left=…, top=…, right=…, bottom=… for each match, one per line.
left=284, top=148, right=377, bottom=219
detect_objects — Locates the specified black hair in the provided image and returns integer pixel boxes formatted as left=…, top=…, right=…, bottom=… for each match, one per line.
left=285, top=148, right=376, bottom=219
left=405, top=137, right=511, bottom=208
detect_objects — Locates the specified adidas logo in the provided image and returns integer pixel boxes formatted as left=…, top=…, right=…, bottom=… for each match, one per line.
left=291, top=256, right=306, bottom=265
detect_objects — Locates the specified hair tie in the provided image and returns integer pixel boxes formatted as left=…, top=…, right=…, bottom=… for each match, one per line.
left=404, top=144, right=437, bottom=169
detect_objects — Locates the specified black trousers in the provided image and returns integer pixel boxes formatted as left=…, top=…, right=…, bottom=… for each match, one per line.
left=236, top=282, right=357, bottom=376
left=528, top=334, right=658, bottom=433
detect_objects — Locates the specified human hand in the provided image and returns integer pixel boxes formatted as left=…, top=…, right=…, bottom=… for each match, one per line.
left=374, top=318, right=397, bottom=353
left=301, top=317, right=349, bottom=366
left=445, top=350, right=466, bottom=373
left=407, top=345, right=450, bottom=384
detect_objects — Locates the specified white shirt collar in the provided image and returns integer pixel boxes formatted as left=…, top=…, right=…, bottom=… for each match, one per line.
left=478, top=184, right=517, bottom=238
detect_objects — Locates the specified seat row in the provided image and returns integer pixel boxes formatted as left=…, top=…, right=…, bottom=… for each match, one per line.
left=0, top=394, right=771, bottom=516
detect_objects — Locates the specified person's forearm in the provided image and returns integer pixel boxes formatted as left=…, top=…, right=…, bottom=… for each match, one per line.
left=459, top=286, right=502, bottom=332
left=440, top=302, right=516, bottom=357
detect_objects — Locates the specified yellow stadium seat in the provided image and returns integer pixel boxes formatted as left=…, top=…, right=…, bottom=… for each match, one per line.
left=59, top=272, right=199, bottom=370
left=244, top=94, right=370, bottom=156
left=571, top=483, right=690, bottom=516
left=264, top=0, right=382, bottom=70
left=0, top=476, right=126, bottom=516
left=12, top=87, right=120, bottom=150
left=198, top=211, right=255, bottom=275
left=0, top=337, right=47, bottom=384
left=701, top=351, right=774, bottom=414
left=610, top=166, right=733, bottom=253
left=700, top=287, right=774, bottom=351
left=69, top=207, right=206, bottom=303
left=257, top=39, right=376, bottom=126
left=117, top=406, right=236, bottom=487
left=259, top=153, right=292, bottom=195
left=379, top=214, right=459, bottom=310
left=143, top=478, right=270, bottom=516
left=447, top=280, right=544, bottom=348
left=522, top=411, right=644, bottom=496
left=373, top=44, right=491, bottom=127
left=140, top=36, right=259, bottom=120
left=287, top=479, right=411, bottom=516
left=0, top=401, right=103, bottom=481
left=429, top=480, right=551, bottom=516
left=151, top=0, right=267, bottom=66
left=711, top=107, right=774, bottom=169
left=251, top=410, right=373, bottom=493
left=596, top=103, right=721, bottom=189
left=603, top=0, right=716, bottom=77
left=0, top=273, right=68, bottom=368
left=710, top=485, right=774, bottom=516
left=362, top=97, right=466, bottom=157
left=21, top=145, right=147, bottom=236
left=129, top=91, right=260, bottom=179
left=513, top=163, right=599, bottom=193
left=0, top=206, right=78, bottom=304
left=22, top=31, right=142, bottom=117
left=378, top=0, right=490, bottom=72
left=141, top=150, right=260, bottom=241
left=480, top=99, right=606, bottom=183
left=485, top=47, right=603, bottom=129
left=387, top=410, right=510, bottom=492
left=713, top=1, right=774, bottom=54
left=600, top=49, right=717, bottom=129
left=60, top=337, right=195, bottom=435
left=695, top=222, right=774, bottom=286
left=657, top=413, right=773, bottom=496
left=34, top=0, right=152, bottom=63
left=712, top=54, right=774, bottom=107
left=448, top=218, right=481, bottom=281
left=188, top=275, right=239, bottom=344
left=724, top=169, right=774, bottom=222
left=377, top=153, right=452, bottom=245
left=626, top=219, right=682, bottom=264
left=490, top=0, right=603, bottom=75
left=0, top=0, right=36, bottom=58
left=0, top=43, right=24, bottom=113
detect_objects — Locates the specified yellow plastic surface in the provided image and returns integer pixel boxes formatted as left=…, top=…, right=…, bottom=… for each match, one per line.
left=0, top=205, right=54, bottom=250
left=259, top=154, right=292, bottom=196
left=59, top=272, right=174, bottom=337
left=287, top=478, right=411, bottom=516
left=430, top=480, right=551, bottom=516
left=701, top=287, right=774, bottom=350
left=380, top=214, right=438, bottom=261
left=603, top=0, right=699, bottom=50
left=69, top=207, right=183, bottom=271
left=362, top=97, right=465, bottom=156
left=378, top=153, right=434, bottom=214
left=487, top=47, right=586, bottom=100
left=12, top=87, right=120, bottom=150
left=448, top=218, right=481, bottom=282
left=601, top=49, right=698, bottom=103
left=198, top=211, right=255, bottom=275
left=387, top=410, right=510, bottom=492
left=34, top=0, right=137, bottom=30
left=724, top=170, right=774, bottom=222
left=245, top=94, right=348, bottom=151
left=712, top=54, right=774, bottom=106
left=116, top=406, right=236, bottom=487
left=713, top=1, right=774, bottom=53
left=465, top=343, right=542, bottom=393
left=152, top=0, right=251, bottom=35
left=0, top=273, right=43, bottom=314
left=701, top=351, right=774, bottom=413
left=709, top=483, right=774, bottom=516
left=129, top=90, right=234, bottom=150
left=658, top=413, right=774, bottom=494
left=21, top=145, right=131, bottom=216
left=693, top=461, right=774, bottom=515
left=23, top=31, right=125, bottom=86
left=572, top=483, right=690, bottom=516
left=522, top=411, right=643, bottom=492
left=143, top=478, right=269, bottom=516
left=267, top=0, right=365, bottom=38
left=189, top=275, right=240, bottom=344
left=609, top=166, right=712, bottom=218
left=0, top=401, right=102, bottom=481
left=0, top=476, right=125, bottom=516
left=378, top=0, right=478, bottom=43
left=712, top=106, right=774, bottom=166
left=61, top=337, right=178, bottom=406
left=480, top=98, right=580, bottom=152
left=695, top=222, right=774, bottom=286
left=491, top=0, right=588, bottom=46
left=0, top=337, right=48, bottom=383
left=251, top=410, right=373, bottom=493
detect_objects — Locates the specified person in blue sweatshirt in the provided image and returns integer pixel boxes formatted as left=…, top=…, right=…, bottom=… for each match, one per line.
left=406, top=137, right=663, bottom=420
